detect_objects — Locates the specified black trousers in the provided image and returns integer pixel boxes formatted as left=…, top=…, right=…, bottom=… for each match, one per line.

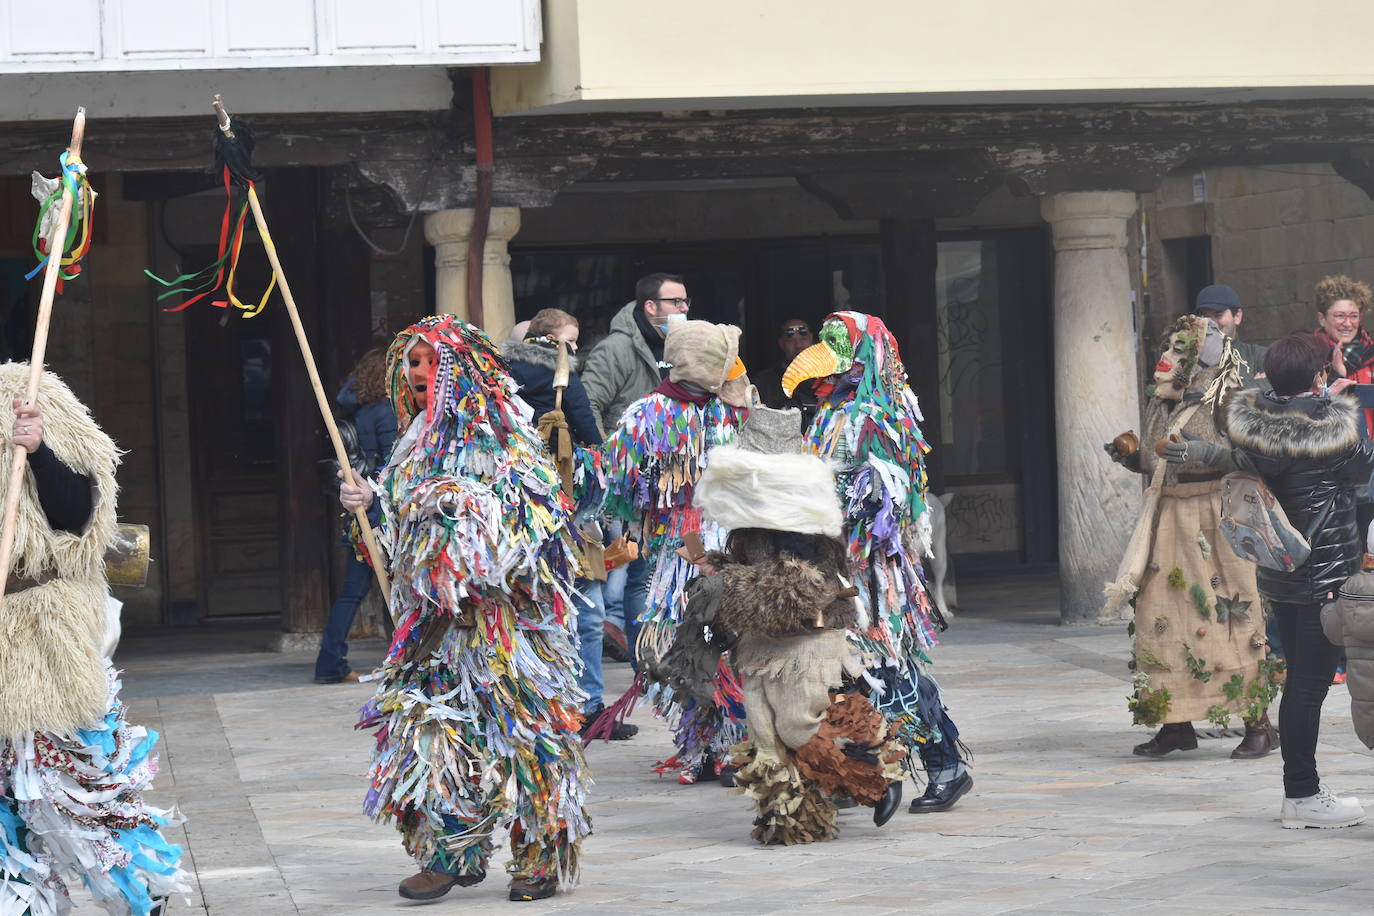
left=1272, top=600, right=1343, bottom=799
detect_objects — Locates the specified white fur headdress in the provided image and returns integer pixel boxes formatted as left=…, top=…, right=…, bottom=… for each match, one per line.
left=696, top=406, right=843, bottom=537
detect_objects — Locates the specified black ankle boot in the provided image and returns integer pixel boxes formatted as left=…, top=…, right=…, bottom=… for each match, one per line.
left=1132, top=722, right=1198, bottom=757
left=874, top=781, right=902, bottom=825
left=909, top=770, right=972, bottom=813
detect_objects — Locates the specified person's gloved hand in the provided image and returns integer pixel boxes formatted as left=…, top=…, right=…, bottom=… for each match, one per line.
left=1162, top=431, right=1222, bottom=465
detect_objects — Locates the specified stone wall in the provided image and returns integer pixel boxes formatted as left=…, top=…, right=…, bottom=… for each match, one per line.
left=1145, top=163, right=1374, bottom=345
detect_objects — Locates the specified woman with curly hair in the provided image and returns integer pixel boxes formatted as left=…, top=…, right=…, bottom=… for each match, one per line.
left=1314, top=275, right=1374, bottom=558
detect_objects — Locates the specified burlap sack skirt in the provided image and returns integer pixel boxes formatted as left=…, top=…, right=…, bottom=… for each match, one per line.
left=1132, top=479, right=1266, bottom=724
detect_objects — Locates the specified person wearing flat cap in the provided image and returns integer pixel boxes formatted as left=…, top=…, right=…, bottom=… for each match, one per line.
left=1195, top=284, right=1269, bottom=391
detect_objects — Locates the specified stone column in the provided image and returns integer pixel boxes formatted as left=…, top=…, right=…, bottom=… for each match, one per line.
left=1040, top=191, right=1142, bottom=625
left=422, top=207, right=521, bottom=342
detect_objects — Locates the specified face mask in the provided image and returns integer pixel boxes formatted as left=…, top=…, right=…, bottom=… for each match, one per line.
left=658, top=313, right=688, bottom=332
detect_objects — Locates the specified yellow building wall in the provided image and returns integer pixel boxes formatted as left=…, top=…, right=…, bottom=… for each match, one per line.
left=495, top=0, right=1374, bottom=114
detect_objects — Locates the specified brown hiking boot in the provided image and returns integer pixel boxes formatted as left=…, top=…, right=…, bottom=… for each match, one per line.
left=1231, top=712, right=1279, bottom=759
left=398, top=868, right=484, bottom=900
left=508, top=875, right=558, bottom=901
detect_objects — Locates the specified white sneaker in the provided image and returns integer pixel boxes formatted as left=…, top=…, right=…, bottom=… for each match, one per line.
left=1281, top=787, right=1367, bottom=829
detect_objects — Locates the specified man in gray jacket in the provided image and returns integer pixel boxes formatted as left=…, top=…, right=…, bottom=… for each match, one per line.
left=582, top=272, right=691, bottom=434
left=581, top=272, right=691, bottom=667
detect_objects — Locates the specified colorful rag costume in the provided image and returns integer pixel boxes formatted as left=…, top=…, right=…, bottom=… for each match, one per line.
left=595, top=321, right=748, bottom=778
left=356, top=317, right=592, bottom=889
left=1103, top=316, right=1274, bottom=740
left=783, top=312, right=967, bottom=783
left=695, top=405, right=904, bottom=845
left=0, top=364, right=187, bottom=916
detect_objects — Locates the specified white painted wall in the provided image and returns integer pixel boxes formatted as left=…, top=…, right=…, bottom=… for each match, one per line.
left=494, top=0, right=1374, bottom=114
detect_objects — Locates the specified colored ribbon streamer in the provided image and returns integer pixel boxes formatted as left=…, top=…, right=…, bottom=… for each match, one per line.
left=144, top=165, right=275, bottom=317
left=26, top=151, right=96, bottom=289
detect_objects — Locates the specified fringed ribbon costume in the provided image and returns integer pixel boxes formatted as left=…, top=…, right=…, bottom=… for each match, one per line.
left=784, top=312, right=968, bottom=785
left=0, top=364, right=187, bottom=916
left=600, top=386, right=745, bottom=775
left=355, top=317, right=591, bottom=888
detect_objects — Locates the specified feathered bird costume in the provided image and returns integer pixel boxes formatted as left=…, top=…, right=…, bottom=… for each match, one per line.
left=783, top=312, right=968, bottom=788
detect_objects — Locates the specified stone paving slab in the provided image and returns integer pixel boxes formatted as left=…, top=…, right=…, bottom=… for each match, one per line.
left=55, top=578, right=1374, bottom=914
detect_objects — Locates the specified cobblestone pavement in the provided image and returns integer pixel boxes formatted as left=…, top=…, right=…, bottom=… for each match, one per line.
left=69, top=573, right=1374, bottom=915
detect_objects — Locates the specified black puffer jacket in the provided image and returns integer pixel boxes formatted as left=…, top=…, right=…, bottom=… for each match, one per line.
left=1226, top=390, right=1374, bottom=604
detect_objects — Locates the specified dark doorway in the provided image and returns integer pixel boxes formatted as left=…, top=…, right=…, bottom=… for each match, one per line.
left=181, top=247, right=282, bottom=619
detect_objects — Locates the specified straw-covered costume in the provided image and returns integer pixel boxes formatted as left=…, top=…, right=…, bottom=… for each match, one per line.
left=0, top=364, right=187, bottom=916
left=691, top=405, right=904, bottom=844
left=592, top=321, right=749, bottom=782
left=1103, top=316, right=1277, bottom=758
left=782, top=312, right=971, bottom=812
left=355, top=317, right=591, bottom=900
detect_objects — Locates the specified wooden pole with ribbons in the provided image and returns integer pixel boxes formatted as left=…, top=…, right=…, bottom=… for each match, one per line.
left=212, top=94, right=393, bottom=610
left=0, top=109, right=87, bottom=603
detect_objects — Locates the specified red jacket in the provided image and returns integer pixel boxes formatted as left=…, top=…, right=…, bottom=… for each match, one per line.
left=1317, top=326, right=1374, bottom=437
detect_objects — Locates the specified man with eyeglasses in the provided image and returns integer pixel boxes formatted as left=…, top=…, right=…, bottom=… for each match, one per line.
left=582, top=272, right=692, bottom=669
left=753, top=318, right=820, bottom=413
left=1195, top=284, right=1269, bottom=391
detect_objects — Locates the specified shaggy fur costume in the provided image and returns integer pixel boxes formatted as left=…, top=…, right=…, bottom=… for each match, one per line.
left=0, top=364, right=190, bottom=916
left=0, top=363, right=119, bottom=741
left=713, top=529, right=902, bottom=845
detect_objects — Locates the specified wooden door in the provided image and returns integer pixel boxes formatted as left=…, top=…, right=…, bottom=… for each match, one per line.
left=183, top=249, right=282, bottom=618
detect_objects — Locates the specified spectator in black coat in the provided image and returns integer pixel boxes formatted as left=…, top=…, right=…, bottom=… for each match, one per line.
left=1212, top=332, right=1374, bottom=827
left=501, top=309, right=601, bottom=447
left=501, top=309, right=636, bottom=740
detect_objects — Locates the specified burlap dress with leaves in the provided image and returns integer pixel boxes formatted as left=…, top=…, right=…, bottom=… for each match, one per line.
left=1129, top=380, right=1268, bottom=727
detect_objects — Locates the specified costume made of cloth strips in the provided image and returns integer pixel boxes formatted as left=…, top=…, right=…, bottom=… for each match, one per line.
left=782, top=312, right=968, bottom=785
left=0, top=363, right=188, bottom=916
left=355, top=317, right=591, bottom=888
left=1103, top=316, right=1273, bottom=731
left=591, top=320, right=749, bottom=777
left=694, top=405, right=904, bottom=845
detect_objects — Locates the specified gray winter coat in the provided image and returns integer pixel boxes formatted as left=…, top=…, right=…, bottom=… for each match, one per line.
left=581, top=301, right=663, bottom=435
left=1321, top=570, right=1374, bottom=749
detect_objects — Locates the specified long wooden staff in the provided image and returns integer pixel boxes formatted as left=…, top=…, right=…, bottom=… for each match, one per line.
left=0, top=109, right=86, bottom=603
left=212, top=95, right=393, bottom=609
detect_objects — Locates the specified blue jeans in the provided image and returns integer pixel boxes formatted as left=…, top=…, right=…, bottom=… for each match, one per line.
left=574, top=578, right=606, bottom=712
left=920, top=706, right=963, bottom=773
left=622, top=556, right=649, bottom=669
left=603, top=564, right=627, bottom=629
left=314, top=552, right=373, bottom=681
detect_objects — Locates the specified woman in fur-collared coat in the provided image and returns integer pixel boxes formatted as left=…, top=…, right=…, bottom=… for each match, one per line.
left=1222, top=332, right=1374, bottom=828
left=0, top=364, right=187, bottom=915
left=693, top=405, right=904, bottom=845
